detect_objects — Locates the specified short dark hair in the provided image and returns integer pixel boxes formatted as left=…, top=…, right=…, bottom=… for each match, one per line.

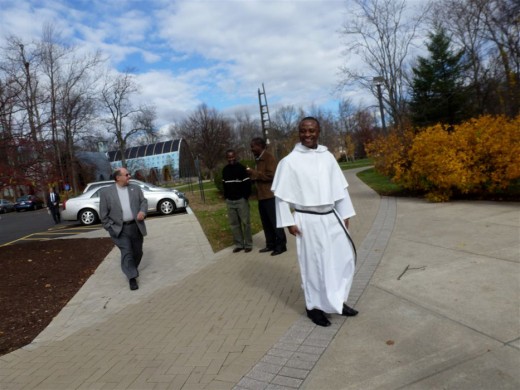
left=299, top=116, right=320, bottom=129
left=225, top=149, right=235, bottom=155
left=251, top=137, right=266, bottom=148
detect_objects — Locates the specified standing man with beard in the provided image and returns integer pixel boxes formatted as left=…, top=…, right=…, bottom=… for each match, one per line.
left=246, top=137, right=287, bottom=256
left=272, top=117, right=359, bottom=327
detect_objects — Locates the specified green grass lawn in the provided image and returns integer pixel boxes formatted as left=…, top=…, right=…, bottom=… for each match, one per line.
left=338, top=158, right=373, bottom=170
left=356, top=167, right=405, bottom=196
left=183, top=182, right=262, bottom=252
left=185, top=158, right=392, bottom=252
left=184, top=158, right=416, bottom=252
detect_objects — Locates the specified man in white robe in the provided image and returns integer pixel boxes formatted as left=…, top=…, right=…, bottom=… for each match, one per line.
left=272, top=116, right=359, bottom=327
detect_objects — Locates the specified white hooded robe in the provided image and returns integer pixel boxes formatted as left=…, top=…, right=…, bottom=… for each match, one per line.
left=272, top=143, right=356, bottom=314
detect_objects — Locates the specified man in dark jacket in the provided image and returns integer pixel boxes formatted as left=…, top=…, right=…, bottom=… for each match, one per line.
left=246, top=137, right=287, bottom=255
left=46, top=187, right=61, bottom=224
left=222, top=149, right=253, bottom=253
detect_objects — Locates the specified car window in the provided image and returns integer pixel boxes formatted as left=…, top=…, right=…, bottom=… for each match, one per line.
left=84, top=181, right=113, bottom=193
left=89, top=183, right=104, bottom=191
left=91, top=188, right=105, bottom=198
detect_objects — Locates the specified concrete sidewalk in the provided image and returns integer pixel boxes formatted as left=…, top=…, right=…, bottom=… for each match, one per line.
left=1, top=168, right=518, bottom=389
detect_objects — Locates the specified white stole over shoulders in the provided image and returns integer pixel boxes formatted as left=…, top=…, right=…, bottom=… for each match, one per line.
left=272, top=143, right=348, bottom=206
left=272, top=143, right=355, bottom=227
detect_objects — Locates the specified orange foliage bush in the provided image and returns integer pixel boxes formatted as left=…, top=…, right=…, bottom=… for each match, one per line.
left=366, top=115, right=520, bottom=201
left=365, top=129, right=414, bottom=179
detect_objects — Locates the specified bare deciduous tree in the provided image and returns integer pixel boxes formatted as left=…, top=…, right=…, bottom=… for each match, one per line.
left=435, top=0, right=519, bottom=116
left=39, top=24, right=104, bottom=191
left=177, top=104, right=232, bottom=177
left=0, top=36, right=51, bottom=196
left=340, top=0, right=430, bottom=130
left=231, top=110, right=261, bottom=159
left=270, top=105, right=302, bottom=159
left=100, top=70, right=156, bottom=167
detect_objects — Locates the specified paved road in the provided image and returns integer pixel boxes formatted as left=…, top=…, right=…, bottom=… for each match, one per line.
left=0, top=208, right=186, bottom=246
left=0, top=209, right=68, bottom=246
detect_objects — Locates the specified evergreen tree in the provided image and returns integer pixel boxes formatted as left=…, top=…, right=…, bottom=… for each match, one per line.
left=410, top=26, right=469, bottom=128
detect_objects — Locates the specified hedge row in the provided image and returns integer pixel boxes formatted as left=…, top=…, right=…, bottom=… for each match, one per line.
left=366, top=115, right=520, bottom=201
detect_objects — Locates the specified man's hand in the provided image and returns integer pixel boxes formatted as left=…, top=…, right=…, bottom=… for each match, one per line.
left=288, top=225, right=301, bottom=236
left=137, top=211, right=146, bottom=221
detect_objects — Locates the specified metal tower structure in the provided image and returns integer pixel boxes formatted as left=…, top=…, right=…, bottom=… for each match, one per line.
left=258, top=83, right=271, bottom=144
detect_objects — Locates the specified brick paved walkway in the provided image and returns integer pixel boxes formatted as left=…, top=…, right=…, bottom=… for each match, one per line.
left=0, top=168, right=387, bottom=389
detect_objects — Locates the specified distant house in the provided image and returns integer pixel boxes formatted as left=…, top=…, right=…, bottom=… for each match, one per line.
left=107, top=139, right=195, bottom=184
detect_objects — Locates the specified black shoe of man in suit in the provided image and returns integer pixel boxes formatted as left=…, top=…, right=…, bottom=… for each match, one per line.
left=271, top=246, right=287, bottom=256
left=129, top=278, right=139, bottom=290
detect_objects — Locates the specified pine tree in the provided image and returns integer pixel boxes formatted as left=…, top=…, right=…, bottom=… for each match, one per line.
left=410, top=26, right=469, bottom=128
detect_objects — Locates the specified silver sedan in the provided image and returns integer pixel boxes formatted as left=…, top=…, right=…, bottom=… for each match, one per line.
left=62, top=184, right=189, bottom=226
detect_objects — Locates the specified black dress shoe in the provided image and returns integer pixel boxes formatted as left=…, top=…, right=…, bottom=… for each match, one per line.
left=244, top=248, right=252, bottom=253
left=306, top=308, right=331, bottom=327
left=259, top=247, right=274, bottom=253
left=342, top=303, right=358, bottom=317
left=129, top=278, right=139, bottom=291
left=271, top=247, right=287, bottom=256
left=232, top=248, right=244, bottom=253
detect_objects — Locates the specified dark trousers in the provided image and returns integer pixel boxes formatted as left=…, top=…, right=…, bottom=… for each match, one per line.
left=226, top=198, right=253, bottom=249
left=112, top=223, right=143, bottom=280
left=258, top=197, right=286, bottom=251
left=49, top=206, right=60, bottom=223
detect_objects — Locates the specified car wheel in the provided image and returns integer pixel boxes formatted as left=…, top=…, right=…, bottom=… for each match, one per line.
left=79, top=208, right=99, bottom=226
left=158, top=199, right=176, bottom=215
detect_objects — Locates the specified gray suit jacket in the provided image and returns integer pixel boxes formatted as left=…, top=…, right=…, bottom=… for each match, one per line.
left=99, top=184, right=148, bottom=237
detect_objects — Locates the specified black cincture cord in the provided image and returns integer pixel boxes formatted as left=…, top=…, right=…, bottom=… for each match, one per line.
left=294, top=208, right=357, bottom=265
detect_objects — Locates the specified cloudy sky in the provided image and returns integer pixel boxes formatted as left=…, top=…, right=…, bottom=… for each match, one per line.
left=0, top=0, right=425, bottom=128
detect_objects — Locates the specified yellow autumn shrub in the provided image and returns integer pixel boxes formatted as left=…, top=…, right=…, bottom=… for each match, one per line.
left=366, top=115, right=520, bottom=201
left=365, top=129, right=414, bottom=178
left=403, top=125, right=474, bottom=201
left=457, top=115, right=520, bottom=191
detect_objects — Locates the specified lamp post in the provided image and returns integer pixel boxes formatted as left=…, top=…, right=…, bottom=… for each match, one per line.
left=373, top=76, right=387, bottom=133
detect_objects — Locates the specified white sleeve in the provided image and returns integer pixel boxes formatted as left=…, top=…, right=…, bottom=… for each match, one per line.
left=334, top=189, right=356, bottom=219
left=275, top=197, right=295, bottom=227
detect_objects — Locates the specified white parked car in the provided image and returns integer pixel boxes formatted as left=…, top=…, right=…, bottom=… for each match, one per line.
left=62, top=182, right=189, bottom=226
left=83, top=179, right=181, bottom=194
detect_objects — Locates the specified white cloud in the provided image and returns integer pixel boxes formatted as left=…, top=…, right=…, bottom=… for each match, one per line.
left=155, top=0, right=348, bottom=110
left=0, top=0, right=429, bottom=128
left=134, top=70, right=203, bottom=124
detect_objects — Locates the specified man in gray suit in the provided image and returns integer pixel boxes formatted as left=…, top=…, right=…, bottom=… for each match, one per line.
left=100, top=167, right=148, bottom=290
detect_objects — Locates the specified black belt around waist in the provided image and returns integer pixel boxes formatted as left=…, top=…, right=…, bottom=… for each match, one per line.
left=294, top=208, right=357, bottom=265
left=123, top=220, right=136, bottom=225
left=294, top=208, right=334, bottom=215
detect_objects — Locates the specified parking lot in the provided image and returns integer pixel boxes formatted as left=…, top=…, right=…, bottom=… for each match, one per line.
left=0, top=208, right=187, bottom=247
